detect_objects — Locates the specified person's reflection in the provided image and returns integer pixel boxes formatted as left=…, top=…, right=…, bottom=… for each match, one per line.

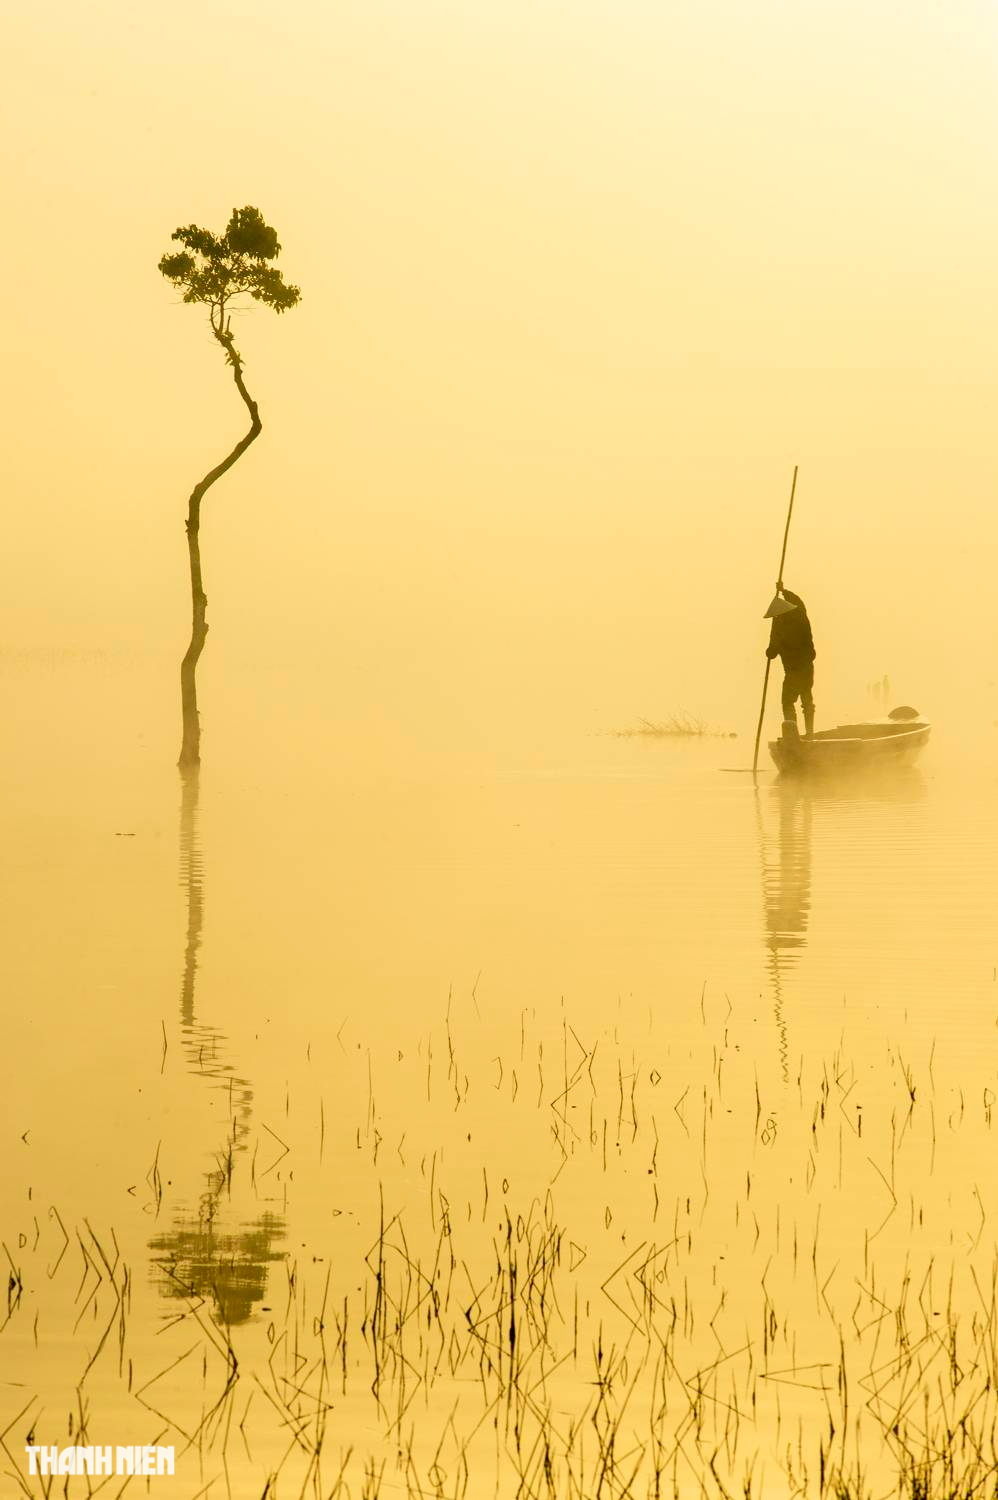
left=149, top=767, right=283, bottom=1325
left=763, top=781, right=812, bottom=963
left=757, top=766, right=925, bottom=1081
left=758, top=781, right=813, bottom=1081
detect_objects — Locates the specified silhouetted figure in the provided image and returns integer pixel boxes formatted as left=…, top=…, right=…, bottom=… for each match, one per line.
left=765, top=586, right=816, bottom=737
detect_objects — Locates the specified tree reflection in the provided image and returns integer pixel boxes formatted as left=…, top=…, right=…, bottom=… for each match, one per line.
left=149, top=767, right=284, bottom=1324
left=150, top=1211, right=284, bottom=1328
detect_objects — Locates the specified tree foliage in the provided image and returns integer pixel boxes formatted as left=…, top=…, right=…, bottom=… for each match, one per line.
left=158, top=206, right=301, bottom=320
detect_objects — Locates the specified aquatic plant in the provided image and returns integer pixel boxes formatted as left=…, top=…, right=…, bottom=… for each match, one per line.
left=613, top=713, right=735, bottom=738
left=7, top=996, right=998, bottom=1498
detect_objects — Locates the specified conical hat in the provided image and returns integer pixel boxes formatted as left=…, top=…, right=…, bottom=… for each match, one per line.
left=764, top=593, right=797, bottom=619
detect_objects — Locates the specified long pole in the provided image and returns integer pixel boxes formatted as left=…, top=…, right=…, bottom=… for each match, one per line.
left=751, top=464, right=799, bottom=774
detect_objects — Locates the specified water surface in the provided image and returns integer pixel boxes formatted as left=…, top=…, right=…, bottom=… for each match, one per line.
left=3, top=660, right=997, bottom=1496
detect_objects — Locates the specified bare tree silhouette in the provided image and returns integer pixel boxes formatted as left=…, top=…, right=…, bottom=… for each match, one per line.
left=159, top=207, right=301, bottom=766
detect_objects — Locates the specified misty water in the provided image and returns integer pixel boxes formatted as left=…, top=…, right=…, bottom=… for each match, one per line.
left=5, top=656, right=998, bottom=1497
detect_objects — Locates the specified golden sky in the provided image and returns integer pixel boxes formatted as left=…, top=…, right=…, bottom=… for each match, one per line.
left=3, top=0, right=995, bottom=734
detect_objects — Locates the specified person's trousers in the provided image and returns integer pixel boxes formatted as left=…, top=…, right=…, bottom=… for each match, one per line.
left=782, top=664, right=814, bottom=718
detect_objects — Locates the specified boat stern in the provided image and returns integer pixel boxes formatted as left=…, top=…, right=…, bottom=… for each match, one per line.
left=769, top=719, right=805, bottom=773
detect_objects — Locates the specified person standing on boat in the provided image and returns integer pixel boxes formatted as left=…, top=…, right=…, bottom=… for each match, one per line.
left=764, top=585, right=816, bottom=738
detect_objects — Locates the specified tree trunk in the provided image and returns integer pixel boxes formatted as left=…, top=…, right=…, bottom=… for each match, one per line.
left=179, top=505, right=208, bottom=767
left=178, top=323, right=262, bottom=766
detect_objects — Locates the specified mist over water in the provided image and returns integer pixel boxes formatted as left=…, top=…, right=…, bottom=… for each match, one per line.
left=4, top=651, right=998, bottom=1491
left=3, top=0, right=998, bottom=1489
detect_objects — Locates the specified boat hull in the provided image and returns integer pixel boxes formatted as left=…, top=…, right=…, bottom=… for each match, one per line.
left=769, top=720, right=931, bottom=775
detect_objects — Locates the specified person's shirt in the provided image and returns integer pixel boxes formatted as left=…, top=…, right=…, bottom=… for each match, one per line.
left=766, top=591, right=816, bottom=668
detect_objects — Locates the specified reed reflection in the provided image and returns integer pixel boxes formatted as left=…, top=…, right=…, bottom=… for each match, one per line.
left=149, top=767, right=284, bottom=1324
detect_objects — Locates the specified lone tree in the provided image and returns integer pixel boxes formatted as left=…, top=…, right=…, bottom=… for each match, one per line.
left=159, top=206, right=301, bottom=767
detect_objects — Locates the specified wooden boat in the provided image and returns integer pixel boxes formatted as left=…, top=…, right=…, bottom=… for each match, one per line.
left=769, top=716, right=931, bottom=775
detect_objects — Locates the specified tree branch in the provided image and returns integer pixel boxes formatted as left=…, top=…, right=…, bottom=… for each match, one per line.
left=186, top=326, right=262, bottom=515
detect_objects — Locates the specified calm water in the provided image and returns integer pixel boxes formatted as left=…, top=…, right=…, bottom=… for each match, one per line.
left=4, top=659, right=998, bottom=1496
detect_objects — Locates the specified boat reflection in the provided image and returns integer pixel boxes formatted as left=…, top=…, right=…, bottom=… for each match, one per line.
left=149, top=768, right=284, bottom=1324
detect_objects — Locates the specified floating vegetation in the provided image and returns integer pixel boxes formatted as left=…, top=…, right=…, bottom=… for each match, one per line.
left=613, top=714, right=737, bottom=738
left=4, top=995, right=998, bottom=1497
